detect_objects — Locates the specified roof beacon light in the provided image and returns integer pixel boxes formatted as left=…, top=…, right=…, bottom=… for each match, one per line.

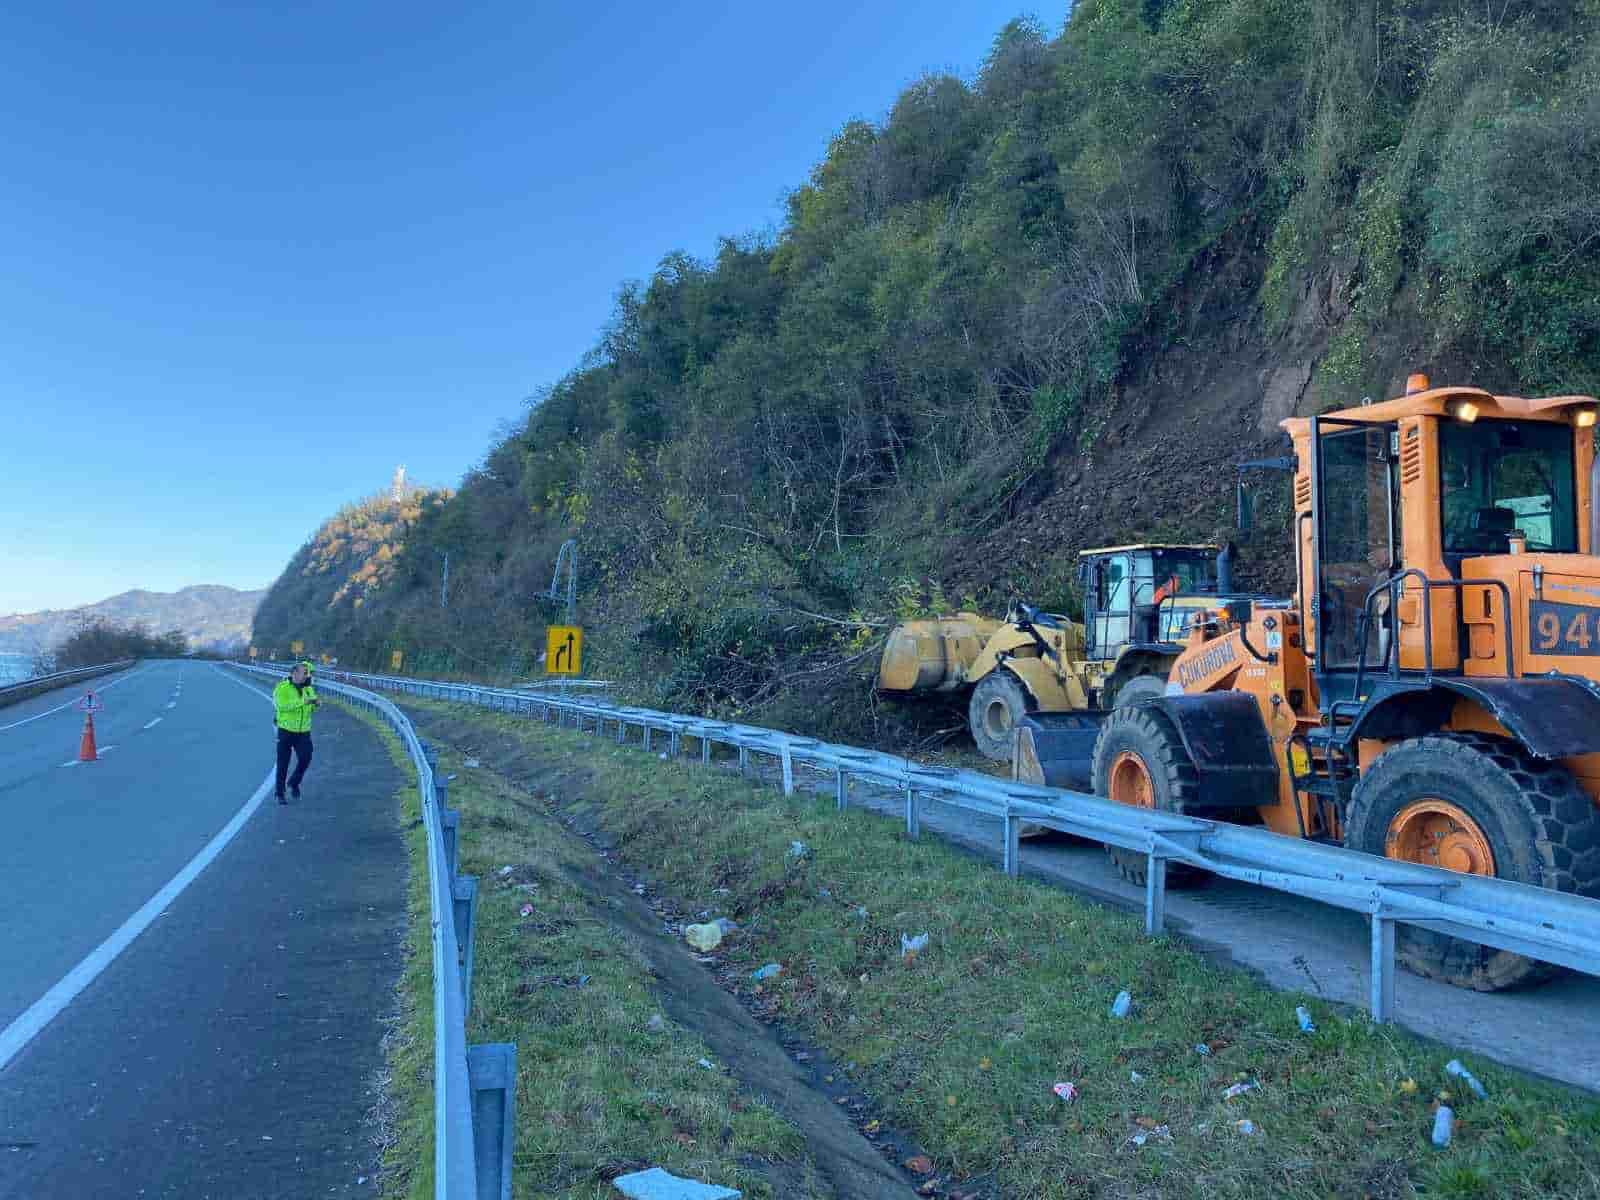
left=1576, top=406, right=1598, bottom=430
left=1447, top=398, right=1480, bottom=424
left=1405, top=373, right=1431, bottom=395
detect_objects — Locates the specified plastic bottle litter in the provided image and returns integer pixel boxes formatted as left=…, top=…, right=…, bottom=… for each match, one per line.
left=713, top=917, right=739, bottom=936
left=1128, top=1124, right=1170, bottom=1148
left=1235, top=1119, right=1259, bottom=1137
left=1222, top=1081, right=1259, bottom=1100
left=697, top=1057, right=715, bottom=1070
left=1052, top=1081, right=1079, bottom=1103
left=646, top=1013, right=666, bottom=1032
left=1110, top=990, right=1132, bottom=1018
left=1295, top=1006, right=1317, bottom=1033
left=1129, top=1070, right=1144, bottom=1084
left=752, top=963, right=783, bottom=982
left=818, top=888, right=831, bottom=899
left=684, top=923, right=726, bottom=952
left=1431, top=1106, right=1455, bottom=1147
left=900, top=932, right=930, bottom=959
left=1444, top=1060, right=1487, bottom=1100
left=786, top=840, right=811, bottom=863
left=1194, top=1043, right=1211, bottom=1056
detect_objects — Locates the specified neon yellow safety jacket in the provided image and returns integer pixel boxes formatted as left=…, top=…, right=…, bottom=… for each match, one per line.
left=272, top=678, right=319, bottom=732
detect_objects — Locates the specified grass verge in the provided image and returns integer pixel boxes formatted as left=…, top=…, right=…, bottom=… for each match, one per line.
left=350, top=703, right=809, bottom=1200
left=401, top=698, right=1600, bottom=1200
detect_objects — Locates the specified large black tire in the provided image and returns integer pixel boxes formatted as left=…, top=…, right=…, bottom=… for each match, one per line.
left=1345, top=732, right=1600, bottom=991
left=968, top=671, right=1032, bottom=761
left=1089, top=704, right=1206, bottom=888
left=1111, top=673, right=1167, bottom=709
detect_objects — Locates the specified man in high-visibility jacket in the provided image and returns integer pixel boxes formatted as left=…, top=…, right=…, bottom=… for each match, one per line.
left=272, top=660, right=319, bottom=804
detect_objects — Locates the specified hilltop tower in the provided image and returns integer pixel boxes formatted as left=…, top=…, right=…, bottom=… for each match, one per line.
left=391, top=464, right=407, bottom=502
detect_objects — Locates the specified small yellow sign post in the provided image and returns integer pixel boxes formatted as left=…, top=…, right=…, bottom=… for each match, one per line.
left=291, top=640, right=304, bottom=656
left=390, top=650, right=404, bottom=672
left=248, top=646, right=258, bottom=659
left=546, top=625, right=583, bottom=676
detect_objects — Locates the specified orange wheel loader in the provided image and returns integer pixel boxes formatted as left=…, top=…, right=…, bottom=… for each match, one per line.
left=1019, top=375, right=1600, bottom=991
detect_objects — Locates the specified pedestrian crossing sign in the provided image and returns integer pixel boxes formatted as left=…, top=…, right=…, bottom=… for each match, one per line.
left=545, top=625, right=583, bottom=676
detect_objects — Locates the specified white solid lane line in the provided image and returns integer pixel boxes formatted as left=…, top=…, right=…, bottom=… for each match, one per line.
left=142, top=718, right=162, bottom=730
left=0, top=772, right=276, bottom=1070
left=0, top=667, right=147, bottom=732
left=58, top=746, right=120, bottom=769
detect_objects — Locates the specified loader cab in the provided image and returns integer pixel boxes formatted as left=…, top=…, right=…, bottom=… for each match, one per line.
left=1294, top=377, right=1599, bottom=693
left=1076, top=545, right=1219, bottom=661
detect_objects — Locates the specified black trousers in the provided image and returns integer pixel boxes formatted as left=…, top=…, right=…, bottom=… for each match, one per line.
left=275, top=729, right=314, bottom=795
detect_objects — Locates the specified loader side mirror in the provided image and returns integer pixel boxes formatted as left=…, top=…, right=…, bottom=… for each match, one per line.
left=1236, top=479, right=1254, bottom=539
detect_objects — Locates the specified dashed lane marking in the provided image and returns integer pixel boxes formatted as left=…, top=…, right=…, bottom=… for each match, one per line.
left=142, top=718, right=162, bottom=730
left=0, top=668, right=146, bottom=732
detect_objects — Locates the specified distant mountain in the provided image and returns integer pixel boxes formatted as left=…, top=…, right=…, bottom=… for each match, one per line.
left=0, top=585, right=267, bottom=656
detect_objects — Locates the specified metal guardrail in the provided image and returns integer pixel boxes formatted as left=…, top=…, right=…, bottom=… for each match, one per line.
left=303, top=662, right=1600, bottom=1028
left=0, top=660, right=135, bottom=708
left=231, top=665, right=514, bottom=1200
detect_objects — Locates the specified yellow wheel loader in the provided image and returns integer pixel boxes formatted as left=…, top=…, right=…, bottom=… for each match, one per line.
left=878, top=545, right=1238, bottom=764
left=1019, top=374, right=1600, bottom=991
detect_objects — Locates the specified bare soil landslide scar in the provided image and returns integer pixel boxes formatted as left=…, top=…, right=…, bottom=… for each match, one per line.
left=878, top=543, right=1268, bottom=765
left=1018, top=375, right=1600, bottom=992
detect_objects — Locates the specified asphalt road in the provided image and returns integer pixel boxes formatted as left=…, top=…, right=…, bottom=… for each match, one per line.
left=766, top=759, right=1600, bottom=1094
left=0, top=663, right=407, bottom=1198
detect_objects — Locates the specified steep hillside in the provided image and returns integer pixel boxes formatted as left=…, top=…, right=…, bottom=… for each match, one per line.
left=0, top=584, right=266, bottom=656
left=270, top=1, right=1600, bottom=746
left=250, top=489, right=451, bottom=661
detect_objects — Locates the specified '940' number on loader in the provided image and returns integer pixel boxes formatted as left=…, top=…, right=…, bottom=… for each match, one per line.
left=1530, top=599, right=1600, bottom=655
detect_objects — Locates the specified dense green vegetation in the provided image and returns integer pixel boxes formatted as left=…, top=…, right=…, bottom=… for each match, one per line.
left=261, top=1, right=1600, bottom=743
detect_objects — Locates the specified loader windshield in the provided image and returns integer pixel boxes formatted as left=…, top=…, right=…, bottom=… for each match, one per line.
left=1440, top=420, right=1577, bottom=555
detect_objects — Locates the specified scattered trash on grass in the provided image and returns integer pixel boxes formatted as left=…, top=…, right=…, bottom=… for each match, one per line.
left=1399, top=1079, right=1419, bottom=1095
left=657, top=751, right=669, bottom=760
left=1110, top=990, right=1132, bottom=1018
left=786, top=840, right=811, bottom=864
left=1295, top=1005, right=1317, bottom=1033
left=712, top=887, right=730, bottom=895
left=464, top=758, right=480, bottom=768
left=684, top=923, right=726, bottom=952
left=1222, top=1081, right=1259, bottom=1100
left=1431, top=1106, right=1454, bottom=1147
left=519, top=904, right=534, bottom=917
left=1128, top=1123, right=1171, bottom=1148
left=900, top=932, right=930, bottom=960
left=611, top=1165, right=741, bottom=1200
left=1193, top=1044, right=1211, bottom=1056
left=1234, top=1119, right=1259, bottom=1137
left=646, top=1014, right=665, bottom=1033
left=752, top=963, right=783, bottom=982
left=854, top=906, right=869, bottom=920
left=1129, top=1070, right=1144, bottom=1084
left=1445, top=1059, right=1488, bottom=1100
left=1052, top=1081, right=1079, bottom=1103
left=713, top=917, right=738, bottom=935
left=498, top=865, right=513, bottom=878
left=818, top=888, right=831, bottom=899
left=903, top=1155, right=934, bottom=1175
left=696, top=1058, right=715, bottom=1070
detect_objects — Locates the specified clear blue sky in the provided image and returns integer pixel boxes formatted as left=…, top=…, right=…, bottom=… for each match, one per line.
left=0, top=2, right=1038, bottom=615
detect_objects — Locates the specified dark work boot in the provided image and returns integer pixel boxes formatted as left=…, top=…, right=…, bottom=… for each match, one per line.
left=290, top=785, right=301, bottom=801
left=277, top=791, right=288, bottom=805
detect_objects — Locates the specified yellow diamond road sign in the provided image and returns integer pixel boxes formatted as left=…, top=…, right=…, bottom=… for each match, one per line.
left=291, top=640, right=304, bottom=655
left=390, top=650, right=404, bottom=671
left=546, top=625, right=583, bottom=676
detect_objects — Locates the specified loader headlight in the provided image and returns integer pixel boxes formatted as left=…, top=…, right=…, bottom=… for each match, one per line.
left=1447, top=399, right=1480, bottom=423
left=1575, top=406, right=1598, bottom=429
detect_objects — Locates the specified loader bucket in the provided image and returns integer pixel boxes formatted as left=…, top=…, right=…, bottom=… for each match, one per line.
left=1014, top=712, right=1106, bottom=790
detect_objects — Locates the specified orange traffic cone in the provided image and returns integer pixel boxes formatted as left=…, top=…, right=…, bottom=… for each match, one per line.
left=78, top=713, right=98, bottom=762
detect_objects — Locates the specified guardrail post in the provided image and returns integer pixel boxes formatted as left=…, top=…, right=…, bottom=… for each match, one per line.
left=467, top=1042, right=517, bottom=1200
left=738, top=746, right=751, bottom=778
left=669, top=728, right=680, bottom=758
left=701, top=735, right=711, bottom=765
left=443, top=809, right=462, bottom=878
left=1370, top=915, right=1396, bottom=1024
left=835, top=768, right=847, bottom=811
left=617, top=718, right=627, bottom=745
left=1003, top=808, right=1021, bottom=878
left=780, top=743, right=794, bottom=797
left=453, top=875, right=480, bottom=1015
left=905, top=789, right=920, bottom=839
left=643, top=725, right=652, bottom=752
left=1145, top=850, right=1167, bottom=936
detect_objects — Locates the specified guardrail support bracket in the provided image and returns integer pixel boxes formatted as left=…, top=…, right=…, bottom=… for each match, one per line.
left=1003, top=809, right=1021, bottom=878
left=1145, top=852, right=1168, bottom=936
left=468, top=1042, right=517, bottom=1200
left=835, top=768, right=848, bottom=812
left=453, top=875, right=480, bottom=1015
left=443, top=809, right=462, bottom=878
left=905, top=789, right=921, bottom=839
left=781, top=745, right=795, bottom=797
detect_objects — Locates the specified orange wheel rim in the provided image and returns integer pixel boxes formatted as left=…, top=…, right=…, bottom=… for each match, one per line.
left=1385, top=799, right=1496, bottom=876
left=1109, top=751, right=1155, bottom=809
